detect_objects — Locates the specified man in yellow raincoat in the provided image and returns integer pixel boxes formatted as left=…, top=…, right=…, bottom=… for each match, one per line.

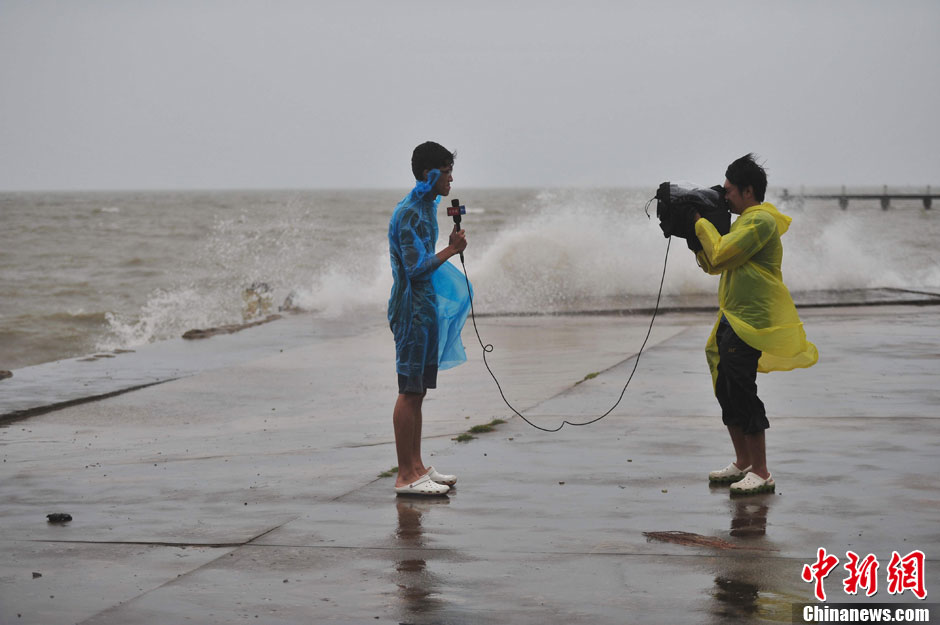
left=693, top=154, right=818, bottom=496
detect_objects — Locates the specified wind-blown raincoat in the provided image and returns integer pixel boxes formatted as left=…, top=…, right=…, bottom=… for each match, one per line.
left=388, top=171, right=472, bottom=389
left=695, top=202, right=818, bottom=387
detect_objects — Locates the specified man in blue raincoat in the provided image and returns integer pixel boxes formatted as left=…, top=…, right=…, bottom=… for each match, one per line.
left=388, top=141, right=470, bottom=496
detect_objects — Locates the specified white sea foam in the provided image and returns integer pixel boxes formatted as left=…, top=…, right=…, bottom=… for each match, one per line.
left=466, top=203, right=696, bottom=311
left=96, top=204, right=322, bottom=350
left=4, top=187, right=931, bottom=366
left=464, top=193, right=940, bottom=312
left=290, top=256, right=391, bottom=318
left=269, top=190, right=940, bottom=319
left=98, top=286, right=233, bottom=351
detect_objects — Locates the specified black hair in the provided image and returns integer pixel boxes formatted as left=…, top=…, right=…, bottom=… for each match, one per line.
left=725, top=153, right=768, bottom=202
left=411, top=141, right=456, bottom=181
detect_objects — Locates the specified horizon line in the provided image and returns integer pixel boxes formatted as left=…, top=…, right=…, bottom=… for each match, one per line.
left=2, top=183, right=937, bottom=194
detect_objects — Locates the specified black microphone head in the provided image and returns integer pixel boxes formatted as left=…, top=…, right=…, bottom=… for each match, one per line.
left=446, top=199, right=466, bottom=222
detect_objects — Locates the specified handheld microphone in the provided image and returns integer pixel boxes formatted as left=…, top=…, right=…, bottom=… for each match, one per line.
left=447, top=199, right=466, bottom=262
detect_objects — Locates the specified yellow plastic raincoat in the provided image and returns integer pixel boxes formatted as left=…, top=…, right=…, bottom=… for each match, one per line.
left=694, top=202, right=818, bottom=387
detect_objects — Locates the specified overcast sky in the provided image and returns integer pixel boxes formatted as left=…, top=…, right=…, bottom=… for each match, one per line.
left=1, top=1, right=937, bottom=191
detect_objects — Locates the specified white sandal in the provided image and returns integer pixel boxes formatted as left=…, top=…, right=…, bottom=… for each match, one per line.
left=708, top=462, right=752, bottom=483
left=426, top=466, right=457, bottom=486
left=730, top=472, right=775, bottom=495
left=394, top=473, right=450, bottom=496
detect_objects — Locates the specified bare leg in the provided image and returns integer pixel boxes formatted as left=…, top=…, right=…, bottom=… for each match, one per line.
left=727, top=425, right=751, bottom=470
left=743, top=430, right=769, bottom=479
left=394, top=393, right=424, bottom=487
left=411, top=391, right=428, bottom=479
left=727, top=425, right=770, bottom=478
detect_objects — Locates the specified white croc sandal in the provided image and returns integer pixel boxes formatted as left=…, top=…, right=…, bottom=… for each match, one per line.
left=730, top=472, right=775, bottom=496
left=395, top=473, right=450, bottom=497
left=708, top=462, right=752, bottom=483
left=426, top=466, right=457, bottom=486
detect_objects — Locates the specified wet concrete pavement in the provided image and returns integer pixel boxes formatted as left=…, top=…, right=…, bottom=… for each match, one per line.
left=1, top=304, right=938, bottom=624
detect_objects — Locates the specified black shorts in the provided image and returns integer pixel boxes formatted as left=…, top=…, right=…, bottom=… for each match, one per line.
left=715, top=320, right=769, bottom=434
left=398, top=366, right=438, bottom=395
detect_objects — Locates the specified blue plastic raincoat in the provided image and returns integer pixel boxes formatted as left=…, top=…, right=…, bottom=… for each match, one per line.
left=694, top=202, right=818, bottom=387
left=388, top=170, right=472, bottom=389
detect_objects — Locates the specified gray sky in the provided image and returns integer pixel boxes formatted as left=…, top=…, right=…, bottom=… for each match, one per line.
left=1, top=1, right=938, bottom=191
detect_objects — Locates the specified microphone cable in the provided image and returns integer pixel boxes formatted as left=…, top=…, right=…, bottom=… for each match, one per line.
left=456, top=200, right=671, bottom=432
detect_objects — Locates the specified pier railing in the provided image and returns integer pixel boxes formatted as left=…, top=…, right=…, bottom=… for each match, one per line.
left=780, top=185, right=936, bottom=210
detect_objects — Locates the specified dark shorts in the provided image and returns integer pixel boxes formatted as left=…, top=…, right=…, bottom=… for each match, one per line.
left=715, top=319, right=769, bottom=434
left=398, top=366, right=438, bottom=395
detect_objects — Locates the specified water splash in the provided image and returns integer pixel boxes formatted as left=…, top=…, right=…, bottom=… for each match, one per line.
left=89, top=188, right=940, bottom=353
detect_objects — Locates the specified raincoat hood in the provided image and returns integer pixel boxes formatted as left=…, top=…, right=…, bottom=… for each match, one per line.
left=413, top=168, right=442, bottom=202
left=742, top=202, right=791, bottom=237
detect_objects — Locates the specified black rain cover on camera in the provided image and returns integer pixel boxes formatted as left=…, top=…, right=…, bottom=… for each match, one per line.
left=655, top=182, right=730, bottom=252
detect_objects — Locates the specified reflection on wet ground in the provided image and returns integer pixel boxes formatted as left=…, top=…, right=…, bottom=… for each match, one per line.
left=712, top=576, right=762, bottom=620
left=709, top=491, right=799, bottom=624
left=394, top=498, right=449, bottom=623
left=730, top=499, right=770, bottom=539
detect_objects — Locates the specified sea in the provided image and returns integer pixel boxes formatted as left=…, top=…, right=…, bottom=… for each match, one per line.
left=2, top=186, right=939, bottom=374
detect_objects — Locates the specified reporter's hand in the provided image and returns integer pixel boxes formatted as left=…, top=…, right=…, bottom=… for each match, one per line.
left=449, top=227, right=467, bottom=253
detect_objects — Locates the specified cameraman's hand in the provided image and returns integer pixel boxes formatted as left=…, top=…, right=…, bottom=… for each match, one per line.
left=449, top=226, right=467, bottom=254
left=686, top=210, right=704, bottom=252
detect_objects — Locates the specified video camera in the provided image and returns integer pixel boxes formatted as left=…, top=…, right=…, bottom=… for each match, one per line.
left=654, top=182, right=730, bottom=252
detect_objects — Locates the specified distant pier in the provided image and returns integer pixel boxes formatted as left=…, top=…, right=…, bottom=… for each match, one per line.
left=781, top=185, right=936, bottom=210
